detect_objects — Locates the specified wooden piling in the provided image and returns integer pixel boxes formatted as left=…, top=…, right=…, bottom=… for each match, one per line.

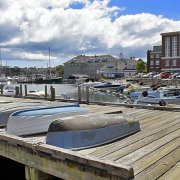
left=15, top=86, right=20, bottom=97
left=45, top=85, right=48, bottom=99
left=24, top=85, right=27, bottom=96
left=0, top=84, right=3, bottom=94
left=78, top=85, right=81, bottom=103
left=19, top=84, right=22, bottom=97
left=86, top=86, right=89, bottom=105
left=50, top=86, right=55, bottom=101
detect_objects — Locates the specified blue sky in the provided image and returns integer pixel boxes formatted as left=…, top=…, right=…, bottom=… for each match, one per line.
left=109, top=0, right=179, bottom=20
left=0, top=0, right=180, bottom=68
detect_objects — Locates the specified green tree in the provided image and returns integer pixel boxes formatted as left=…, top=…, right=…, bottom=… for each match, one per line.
left=136, top=59, right=147, bottom=73
left=55, top=65, right=64, bottom=77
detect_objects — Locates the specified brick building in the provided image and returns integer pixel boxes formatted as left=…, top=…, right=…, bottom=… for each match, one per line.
left=147, top=31, right=180, bottom=73
left=147, top=45, right=161, bottom=73
left=161, top=31, right=180, bottom=72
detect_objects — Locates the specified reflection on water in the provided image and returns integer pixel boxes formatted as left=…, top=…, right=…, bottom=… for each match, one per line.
left=4, top=82, right=128, bottom=103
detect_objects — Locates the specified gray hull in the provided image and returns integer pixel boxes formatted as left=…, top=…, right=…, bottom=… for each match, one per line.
left=46, top=114, right=140, bottom=150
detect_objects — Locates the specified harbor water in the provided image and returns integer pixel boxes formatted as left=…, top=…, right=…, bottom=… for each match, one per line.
left=5, top=82, right=128, bottom=103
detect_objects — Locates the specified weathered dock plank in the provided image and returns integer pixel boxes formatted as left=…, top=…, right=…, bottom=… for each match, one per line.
left=0, top=96, right=180, bottom=179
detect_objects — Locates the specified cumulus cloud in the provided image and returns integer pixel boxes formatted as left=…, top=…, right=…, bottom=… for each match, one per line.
left=0, top=0, right=180, bottom=67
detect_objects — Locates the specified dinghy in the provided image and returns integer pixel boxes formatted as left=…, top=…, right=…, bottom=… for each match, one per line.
left=46, top=113, right=140, bottom=150
left=0, top=102, right=47, bottom=127
left=6, top=104, right=89, bottom=136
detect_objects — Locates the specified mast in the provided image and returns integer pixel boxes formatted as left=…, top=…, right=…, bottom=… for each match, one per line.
left=0, top=49, right=2, bottom=66
left=48, top=47, right=51, bottom=77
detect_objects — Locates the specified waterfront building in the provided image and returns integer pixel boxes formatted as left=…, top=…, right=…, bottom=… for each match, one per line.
left=147, top=45, right=162, bottom=73
left=161, top=31, right=180, bottom=72
left=63, top=55, right=137, bottom=79
left=147, top=31, right=180, bottom=73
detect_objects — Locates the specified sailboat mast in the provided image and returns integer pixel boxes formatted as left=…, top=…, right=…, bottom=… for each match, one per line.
left=0, top=48, right=2, bottom=66
left=48, top=47, right=51, bottom=76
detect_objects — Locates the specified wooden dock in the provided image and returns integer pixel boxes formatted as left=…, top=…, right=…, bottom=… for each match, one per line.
left=0, top=96, right=179, bottom=179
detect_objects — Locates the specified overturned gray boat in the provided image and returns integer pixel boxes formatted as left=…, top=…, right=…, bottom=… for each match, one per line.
left=46, top=113, right=140, bottom=150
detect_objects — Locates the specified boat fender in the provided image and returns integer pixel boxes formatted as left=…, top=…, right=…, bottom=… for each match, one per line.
left=174, top=90, right=180, bottom=96
left=159, top=100, right=166, bottom=106
left=142, top=90, right=148, bottom=97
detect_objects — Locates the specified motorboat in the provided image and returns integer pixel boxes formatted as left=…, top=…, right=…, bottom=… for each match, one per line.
left=133, top=89, right=180, bottom=105
left=2, top=85, right=16, bottom=96
left=6, top=103, right=89, bottom=136
left=27, top=90, right=49, bottom=98
left=79, top=81, right=102, bottom=88
left=46, top=113, right=140, bottom=150
left=0, top=102, right=47, bottom=127
left=93, top=82, right=125, bottom=92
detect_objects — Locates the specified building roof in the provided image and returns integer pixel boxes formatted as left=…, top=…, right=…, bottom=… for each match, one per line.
left=153, top=45, right=162, bottom=52
left=160, top=31, right=180, bottom=36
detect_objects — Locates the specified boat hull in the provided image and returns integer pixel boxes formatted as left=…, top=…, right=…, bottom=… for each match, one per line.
left=135, top=96, right=180, bottom=105
left=46, top=114, right=140, bottom=150
left=0, top=102, right=47, bottom=127
left=6, top=104, right=89, bottom=136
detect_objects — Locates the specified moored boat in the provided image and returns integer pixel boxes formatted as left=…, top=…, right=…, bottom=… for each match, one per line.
left=133, top=89, right=180, bottom=105
left=6, top=103, right=89, bottom=136
left=46, top=113, right=140, bottom=150
left=93, top=82, right=125, bottom=92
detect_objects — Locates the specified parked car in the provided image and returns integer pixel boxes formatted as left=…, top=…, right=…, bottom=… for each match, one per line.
left=160, top=72, right=171, bottom=79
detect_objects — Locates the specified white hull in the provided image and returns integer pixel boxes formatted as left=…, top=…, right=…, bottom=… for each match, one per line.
left=135, top=96, right=180, bottom=105
left=6, top=104, right=89, bottom=136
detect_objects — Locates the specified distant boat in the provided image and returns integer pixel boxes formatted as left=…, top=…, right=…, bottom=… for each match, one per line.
left=6, top=103, right=89, bottom=136
left=27, top=90, right=49, bottom=98
left=2, top=85, right=16, bottom=96
left=46, top=113, right=140, bottom=150
left=33, top=77, right=62, bottom=84
left=93, top=82, right=125, bottom=92
left=133, top=89, right=180, bottom=106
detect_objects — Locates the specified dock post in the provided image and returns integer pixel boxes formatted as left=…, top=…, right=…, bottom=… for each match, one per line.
left=19, top=84, right=23, bottom=97
left=25, top=166, right=53, bottom=180
left=45, top=85, right=48, bottom=99
left=15, top=86, right=20, bottom=97
left=86, top=86, right=89, bottom=105
left=24, top=85, right=27, bottom=96
left=0, top=84, right=3, bottom=94
left=50, top=86, right=55, bottom=101
left=78, top=85, right=81, bottom=103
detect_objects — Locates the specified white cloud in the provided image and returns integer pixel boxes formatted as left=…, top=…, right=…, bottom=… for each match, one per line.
left=0, top=0, right=180, bottom=67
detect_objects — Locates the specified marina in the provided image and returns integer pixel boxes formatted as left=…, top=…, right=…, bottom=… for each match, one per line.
left=0, top=96, right=179, bottom=179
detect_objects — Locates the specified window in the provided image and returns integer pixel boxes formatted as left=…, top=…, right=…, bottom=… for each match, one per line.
left=156, top=54, right=160, bottom=58
left=165, top=37, right=170, bottom=57
left=150, top=54, right=154, bottom=59
left=173, top=59, right=176, bottom=66
left=172, top=36, right=177, bottom=57
left=165, top=59, right=169, bottom=66
left=156, top=60, right=160, bottom=66
left=150, top=61, right=154, bottom=66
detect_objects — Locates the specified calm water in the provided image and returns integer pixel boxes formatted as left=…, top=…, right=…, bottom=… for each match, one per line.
left=6, top=82, right=128, bottom=103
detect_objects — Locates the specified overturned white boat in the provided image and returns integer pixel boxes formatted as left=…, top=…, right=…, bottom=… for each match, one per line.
left=0, top=102, right=47, bottom=127
left=6, top=104, right=89, bottom=136
left=46, top=113, right=140, bottom=150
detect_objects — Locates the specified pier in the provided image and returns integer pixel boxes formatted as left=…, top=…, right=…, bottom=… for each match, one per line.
left=0, top=96, right=179, bottom=179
